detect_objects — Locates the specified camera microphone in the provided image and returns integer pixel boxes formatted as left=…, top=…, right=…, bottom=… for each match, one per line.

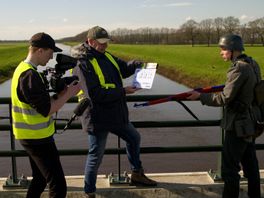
left=63, top=98, right=91, bottom=131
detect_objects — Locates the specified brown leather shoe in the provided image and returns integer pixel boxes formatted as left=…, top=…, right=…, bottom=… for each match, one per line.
left=131, top=170, right=157, bottom=186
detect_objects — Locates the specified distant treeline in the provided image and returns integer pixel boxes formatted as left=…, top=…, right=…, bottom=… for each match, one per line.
left=60, top=16, right=264, bottom=46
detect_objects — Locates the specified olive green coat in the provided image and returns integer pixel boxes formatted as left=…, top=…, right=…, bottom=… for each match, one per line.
left=200, top=55, right=261, bottom=136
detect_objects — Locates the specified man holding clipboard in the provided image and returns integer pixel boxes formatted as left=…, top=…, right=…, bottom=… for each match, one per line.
left=71, top=26, right=157, bottom=198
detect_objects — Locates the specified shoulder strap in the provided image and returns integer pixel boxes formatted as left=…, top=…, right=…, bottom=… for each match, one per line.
left=237, top=58, right=261, bottom=83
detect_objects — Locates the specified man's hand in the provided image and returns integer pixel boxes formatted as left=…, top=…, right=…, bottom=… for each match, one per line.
left=128, top=60, right=143, bottom=68
left=186, top=91, right=201, bottom=100
left=49, top=81, right=81, bottom=115
left=65, top=80, right=81, bottom=96
left=124, top=86, right=141, bottom=94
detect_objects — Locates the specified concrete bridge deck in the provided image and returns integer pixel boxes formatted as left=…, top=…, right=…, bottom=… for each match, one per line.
left=1, top=171, right=264, bottom=198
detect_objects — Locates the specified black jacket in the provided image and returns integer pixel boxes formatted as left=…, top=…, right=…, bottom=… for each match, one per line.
left=71, top=42, right=141, bottom=131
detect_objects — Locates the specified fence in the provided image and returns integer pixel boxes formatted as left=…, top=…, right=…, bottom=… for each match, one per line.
left=1, top=95, right=261, bottom=188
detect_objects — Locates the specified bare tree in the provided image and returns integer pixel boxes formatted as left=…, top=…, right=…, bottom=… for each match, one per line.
left=257, top=18, right=264, bottom=46
left=199, top=19, right=213, bottom=46
left=180, top=19, right=198, bottom=46
left=248, top=18, right=264, bottom=46
left=214, top=17, right=224, bottom=42
left=248, top=20, right=261, bottom=46
left=223, top=16, right=240, bottom=34
left=105, top=16, right=264, bottom=45
left=239, top=24, right=252, bottom=45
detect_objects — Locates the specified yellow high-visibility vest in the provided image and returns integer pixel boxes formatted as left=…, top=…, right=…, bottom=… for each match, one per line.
left=75, top=52, right=123, bottom=101
left=11, top=62, right=54, bottom=139
left=89, top=52, right=122, bottom=89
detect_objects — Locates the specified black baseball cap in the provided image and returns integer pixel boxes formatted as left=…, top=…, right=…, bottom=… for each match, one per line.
left=29, top=32, right=62, bottom=52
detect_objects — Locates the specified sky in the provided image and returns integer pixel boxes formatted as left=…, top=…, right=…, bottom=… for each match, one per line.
left=1, top=0, right=264, bottom=40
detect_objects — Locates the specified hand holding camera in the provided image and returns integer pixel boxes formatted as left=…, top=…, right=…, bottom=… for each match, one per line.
left=65, top=80, right=81, bottom=97
left=40, top=53, right=79, bottom=93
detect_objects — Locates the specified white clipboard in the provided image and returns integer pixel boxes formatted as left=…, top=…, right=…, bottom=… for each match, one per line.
left=132, top=63, right=158, bottom=89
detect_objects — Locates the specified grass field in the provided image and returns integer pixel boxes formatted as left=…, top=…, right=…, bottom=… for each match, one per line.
left=1, top=42, right=264, bottom=88
left=67, top=42, right=264, bottom=87
left=0, top=43, right=27, bottom=83
left=107, top=44, right=264, bottom=87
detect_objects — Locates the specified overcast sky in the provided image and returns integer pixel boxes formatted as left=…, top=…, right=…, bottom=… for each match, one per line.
left=1, top=0, right=264, bottom=40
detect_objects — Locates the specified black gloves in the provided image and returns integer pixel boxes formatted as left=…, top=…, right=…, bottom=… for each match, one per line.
left=128, top=60, right=144, bottom=68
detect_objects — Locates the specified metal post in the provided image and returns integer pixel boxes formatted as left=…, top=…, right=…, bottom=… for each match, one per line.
left=208, top=107, right=224, bottom=182
left=118, top=137, right=121, bottom=181
left=3, top=103, right=29, bottom=189
left=8, top=103, right=17, bottom=183
left=108, top=136, right=130, bottom=185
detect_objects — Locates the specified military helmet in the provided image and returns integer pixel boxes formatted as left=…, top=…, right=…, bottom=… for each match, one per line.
left=218, top=34, right=244, bottom=51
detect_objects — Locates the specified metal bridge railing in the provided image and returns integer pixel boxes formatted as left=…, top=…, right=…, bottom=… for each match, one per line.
left=1, top=96, right=263, bottom=187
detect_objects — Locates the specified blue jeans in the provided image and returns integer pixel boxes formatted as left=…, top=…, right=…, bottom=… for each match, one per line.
left=84, top=122, right=142, bottom=193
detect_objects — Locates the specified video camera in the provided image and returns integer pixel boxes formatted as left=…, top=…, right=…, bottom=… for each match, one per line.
left=41, top=54, right=79, bottom=93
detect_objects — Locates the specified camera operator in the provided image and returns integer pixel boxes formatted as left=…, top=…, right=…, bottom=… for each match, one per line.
left=11, top=32, right=80, bottom=198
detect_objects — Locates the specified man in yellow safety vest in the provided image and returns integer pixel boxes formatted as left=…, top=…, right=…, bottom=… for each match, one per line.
left=11, top=32, right=80, bottom=198
left=71, top=26, right=157, bottom=198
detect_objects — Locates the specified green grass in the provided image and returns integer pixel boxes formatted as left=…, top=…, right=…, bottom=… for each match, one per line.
left=107, top=44, right=264, bottom=85
left=0, top=43, right=28, bottom=83
left=2, top=42, right=264, bottom=87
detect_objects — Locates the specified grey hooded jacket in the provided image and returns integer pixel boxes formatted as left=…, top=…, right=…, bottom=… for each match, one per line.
left=200, top=54, right=261, bottom=136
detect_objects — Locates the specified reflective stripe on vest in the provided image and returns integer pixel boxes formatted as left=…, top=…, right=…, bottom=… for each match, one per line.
left=13, top=106, right=39, bottom=115
left=11, top=61, right=54, bottom=139
left=13, top=117, right=54, bottom=130
left=89, top=52, right=122, bottom=89
left=70, top=68, right=84, bottom=101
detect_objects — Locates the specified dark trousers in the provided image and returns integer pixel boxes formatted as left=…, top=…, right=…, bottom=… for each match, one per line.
left=222, top=131, right=260, bottom=198
left=22, top=141, right=67, bottom=198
